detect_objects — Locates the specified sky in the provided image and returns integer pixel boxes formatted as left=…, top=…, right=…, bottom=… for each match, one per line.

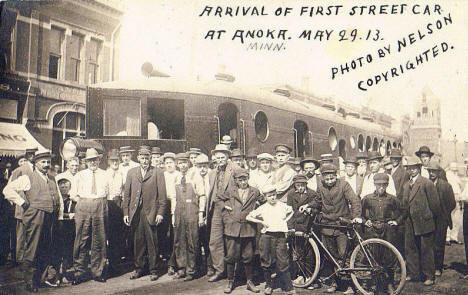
left=118, top=0, right=468, bottom=141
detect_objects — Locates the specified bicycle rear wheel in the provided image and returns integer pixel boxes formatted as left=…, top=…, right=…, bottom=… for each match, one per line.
left=289, top=232, right=320, bottom=288
left=350, top=238, right=406, bottom=295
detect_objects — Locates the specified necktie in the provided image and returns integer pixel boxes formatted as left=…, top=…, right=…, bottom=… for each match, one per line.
left=91, top=171, right=97, bottom=195
left=181, top=174, right=186, bottom=192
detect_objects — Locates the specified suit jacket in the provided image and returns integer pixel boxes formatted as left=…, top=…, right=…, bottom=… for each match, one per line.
left=392, top=165, right=410, bottom=199
left=340, top=175, right=364, bottom=197
left=123, top=166, right=167, bottom=226
left=402, top=175, right=441, bottom=236
left=221, top=185, right=260, bottom=238
left=434, top=179, right=456, bottom=229
left=207, top=161, right=238, bottom=216
left=9, top=164, right=34, bottom=219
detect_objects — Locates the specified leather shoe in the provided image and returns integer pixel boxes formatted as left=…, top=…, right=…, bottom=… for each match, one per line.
left=150, top=274, right=159, bottom=281
left=246, top=280, right=260, bottom=293
left=130, top=272, right=145, bottom=280
left=264, top=286, right=273, bottom=295
left=184, top=275, right=194, bottom=282
left=208, top=272, right=225, bottom=282
left=435, top=270, right=442, bottom=277
left=174, top=270, right=186, bottom=279
left=71, top=276, right=86, bottom=285
left=167, top=267, right=176, bottom=276
left=206, top=269, right=215, bottom=277
left=94, top=276, right=106, bottom=283
left=25, top=283, right=38, bottom=293
left=423, top=279, right=434, bottom=286
left=224, top=280, right=234, bottom=294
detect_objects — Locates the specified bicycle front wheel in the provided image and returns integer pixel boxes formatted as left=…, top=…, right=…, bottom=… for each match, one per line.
left=289, top=232, right=321, bottom=288
left=350, top=238, right=406, bottom=295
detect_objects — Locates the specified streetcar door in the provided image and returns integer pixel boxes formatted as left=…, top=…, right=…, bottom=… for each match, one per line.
left=218, top=102, right=239, bottom=149
left=294, top=120, right=310, bottom=158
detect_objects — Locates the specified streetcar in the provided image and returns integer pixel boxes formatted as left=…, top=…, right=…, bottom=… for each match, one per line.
left=66, top=63, right=402, bottom=162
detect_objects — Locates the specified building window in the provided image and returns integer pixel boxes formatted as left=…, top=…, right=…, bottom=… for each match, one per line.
left=103, top=98, right=141, bottom=136
left=87, top=38, right=101, bottom=84
left=0, top=99, right=18, bottom=120
left=68, top=33, right=82, bottom=82
left=422, top=106, right=428, bottom=114
left=49, top=27, right=64, bottom=79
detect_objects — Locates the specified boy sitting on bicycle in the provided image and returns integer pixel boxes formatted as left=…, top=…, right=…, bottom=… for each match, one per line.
left=246, top=184, right=296, bottom=295
left=285, top=174, right=322, bottom=285
left=316, top=163, right=362, bottom=294
left=361, top=173, right=404, bottom=244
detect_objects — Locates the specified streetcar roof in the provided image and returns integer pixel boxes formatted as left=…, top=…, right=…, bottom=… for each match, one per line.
left=91, top=77, right=399, bottom=138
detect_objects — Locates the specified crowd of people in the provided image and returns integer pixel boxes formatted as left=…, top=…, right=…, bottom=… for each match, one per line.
left=0, top=139, right=467, bottom=294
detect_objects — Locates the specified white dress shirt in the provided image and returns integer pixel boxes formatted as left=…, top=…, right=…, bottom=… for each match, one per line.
left=164, top=170, right=181, bottom=214
left=119, top=160, right=139, bottom=184
left=70, top=168, right=109, bottom=200
left=106, top=168, right=124, bottom=200
left=307, top=175, right=318, bottom=192
left=249, top=169, right=274, bottom=193
left=248, top=202, right=293, bottom=233
left=344, top=174, right=357, bottom=195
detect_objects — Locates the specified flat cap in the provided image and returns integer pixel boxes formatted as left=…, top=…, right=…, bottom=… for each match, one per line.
left=257, top=153, right=274, bottom=161
left=162, top=152, right=176, bottom=161
left=151, top=147, right=163, bottom=155
left=374, top=173, right=389, bottom=184
left=274, top=144, right=292, bottom=154
left=119, top=146, right=135, bottom=153
left=233, top=167, right=249, bottom=178
left=138, top=145, right=151, bottom=155
left=300, top=157, right=320, bottom=168
left=187, top=148, right=201, bottom=155
left=175, top=152, right=189, bottom=161
left=293, top=174, right=307, bottom=183
left=321, top=163, right=337, bottom=174
left=389, top=149, right=403, bottom=158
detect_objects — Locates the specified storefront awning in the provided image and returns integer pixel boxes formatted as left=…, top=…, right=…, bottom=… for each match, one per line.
left=0, top=122, right=46, bottom=157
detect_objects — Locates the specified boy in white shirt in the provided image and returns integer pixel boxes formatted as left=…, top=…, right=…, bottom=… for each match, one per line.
left=247, top=185, right=296, bottom=295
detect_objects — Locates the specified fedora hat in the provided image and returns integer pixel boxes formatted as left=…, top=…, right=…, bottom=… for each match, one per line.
left=356, top=151, right=368, bottom=160
left=175, top=152, right=189, bottom=161
left=231, top=148, right=245, bottom=158
left=211, top=144, right=231, bottom=155
left=151, top=147, right=163, bottom=155
left=195, top=153, right=210, bottom=165
left=33, top=150, right=53, bottom=162
left=426, top=159, right=441, bottom=171
left=107, top=148, right=120, bottom=160
left=119, top=146, right=135, bottom=154
left=389, top=149, right=403, bottom=158
left=367, top=151, right=383, bottom=161
left=415, top=146, right=434, bottom=157
left=300, top=157, right=320, bottom=168
left=84, top=148, right=102, bottom=160
left=404, top=156, right=422, bottom=167
left=343, top=156, right=358, bottom=165
left=233, top=167, right=249, bottom=178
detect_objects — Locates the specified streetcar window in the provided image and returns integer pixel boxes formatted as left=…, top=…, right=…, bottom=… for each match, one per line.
left=350, top=136, right=356, bottom=149
left=294, top=120, right=309, bottom=157
left=328, top=127, right=337, bottom=151
left=365, top=136, right=371, bottom=151
left=357, top=134, right=364, bottom=151
left=147, top=98, right=184, bottom=140
left=103, top=98, right=141, bottom=136
left=254, top=111, right=269, bottom=142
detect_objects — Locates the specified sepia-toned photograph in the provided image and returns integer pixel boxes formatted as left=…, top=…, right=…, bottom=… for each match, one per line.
left=0, top=0, right=467, bottom=294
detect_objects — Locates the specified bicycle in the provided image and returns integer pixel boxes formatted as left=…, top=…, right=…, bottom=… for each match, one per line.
left=289, top=216, right=406, bottom=295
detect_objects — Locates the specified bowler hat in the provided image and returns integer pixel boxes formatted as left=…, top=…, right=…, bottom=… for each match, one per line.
left=374, top=173, right=389, bottom=184
left=274, top=144, right=292, bottom=154
left=343, top=156, right=358, bottom=165
left=107, top=148, right=120, bottom=160
left=187, top=148, right=201, bottom=156
left=119, top=146, right=135, bottom=154
left=389, top=149, right=403, bottom=158
left=211, top=144, right=231, bottom=155
left=231, top=148, right=245, bottom=158
left=138, top=145, right=151, bottom=155
left=300, top=157, right=320, bottom=168
left=404, top=156, right=422, bottom=167
left=84, top=148, right=102, bottom=160
left=233, top=167, right=249, bottom=178
left=33, top=150, right=53, bottom=162
left=195, top=154, right=210, bottom=165
left=415, top=146, right=434, bottom=157
left=257, top=153, right=274, bottom=161
left=162, top=152, right=176, bottom=161
left=367, top=151, right=383, bottom=162
left=246, top=148, right=258, bottom=159
left=293, top=174, right=307, bottom=183
left=151, top=147, right=163, bottom=155
left=321, top=163, right=337, bottom=174
left=220, top=135, right=233, bottom=144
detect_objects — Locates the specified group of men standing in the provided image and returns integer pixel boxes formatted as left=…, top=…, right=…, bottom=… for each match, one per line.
left=1, top=140, right=467, bottom=294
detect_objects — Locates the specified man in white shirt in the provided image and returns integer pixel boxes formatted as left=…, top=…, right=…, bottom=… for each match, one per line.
left=56, top=157, right=79, bottom=181
left=248, top=153, right=274, bottom=194
left=300, top=157, right=320, bottom=192
left=70, top=148, right=109, bottom=285
left=356, top=151, right=368, bottom=177
left=119, top=146, right=139, bottom=183
left=3, top=150, right=62, bottom=292
left=445, top=162, right=463, bottom=244
left=105, top=148, right=125, bottom=274
left=186, top=148, right=202, bottom=183
left=273, top=144, right=295, bottom=201
left=341, top=156, right=364, bottom=198
left=361, top=151, right=396, bottom=198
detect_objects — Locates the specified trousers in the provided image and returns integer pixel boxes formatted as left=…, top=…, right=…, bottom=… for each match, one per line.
left=434, top=219, right=448, bottom=271
left=208, top=203, right=225, bottom=273
left=132, top=207, right=161, bottom=274
left=405, top=222, right=435, bottom=280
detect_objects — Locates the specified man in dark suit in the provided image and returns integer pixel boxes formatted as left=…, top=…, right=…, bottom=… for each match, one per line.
left=415, top=146, right=447, bottom=181
left=389, top=149, right=409, bottom=200
left=123, top=146, right=167, bottom=281
left=427, top=160, right=456, bottom=276
left=402, top=156, right=441, bottom=286
left=208, top=144, right=238, bottom=282
left=219, top=168, right=260, bottom=293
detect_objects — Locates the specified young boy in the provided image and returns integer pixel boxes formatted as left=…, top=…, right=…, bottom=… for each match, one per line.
left=172, top=153, right=205, bottom=281
left=247, top=184, right=296, bottom=295
left=56, top=176, right=76, bottom=283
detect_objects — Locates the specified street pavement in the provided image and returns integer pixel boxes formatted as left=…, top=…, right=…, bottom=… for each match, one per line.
left=1, top=244, right=468, bottom=295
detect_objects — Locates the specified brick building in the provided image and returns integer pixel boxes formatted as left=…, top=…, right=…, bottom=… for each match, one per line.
left=0, top=0, right=123, bottom=164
